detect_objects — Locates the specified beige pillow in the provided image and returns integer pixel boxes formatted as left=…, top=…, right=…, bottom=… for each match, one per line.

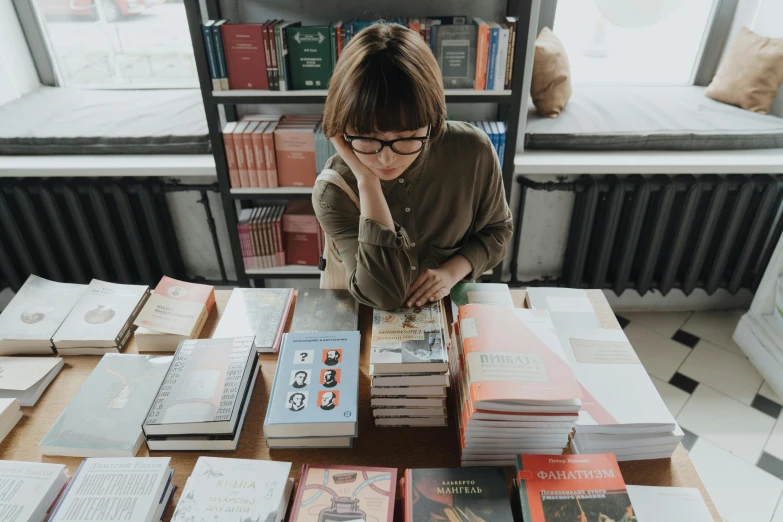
left=706, top=26, right=783, bottom=114
left=531, top=27, right=572, bottom=118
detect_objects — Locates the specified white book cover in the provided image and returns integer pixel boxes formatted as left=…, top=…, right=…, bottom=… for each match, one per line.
left=53, top=280, right=148, bottom=344
left=0, top=275, right=85, bottom=342
left=526, top=288, right=676, bottom=431
left=172, top=457, right=292, bottom=522
left=0, top=460, right=67, bottom=521
left=51, top=457, right=171, bottom=522
left=0, top=357, right=62, bottom=391
left=627, top=485, right=713, bottom=521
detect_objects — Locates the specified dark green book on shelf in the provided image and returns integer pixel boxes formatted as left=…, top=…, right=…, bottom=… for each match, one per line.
left=432, top=24, right=478, bottom=89
left=286, top=26, right=333, bottom=90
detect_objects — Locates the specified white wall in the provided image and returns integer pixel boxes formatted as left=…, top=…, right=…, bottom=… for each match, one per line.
left=0, top=2, right=39, bottom=105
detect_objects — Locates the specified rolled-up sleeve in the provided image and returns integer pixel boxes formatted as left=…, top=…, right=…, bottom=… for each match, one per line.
left=313, top=180, right=414, bottom=310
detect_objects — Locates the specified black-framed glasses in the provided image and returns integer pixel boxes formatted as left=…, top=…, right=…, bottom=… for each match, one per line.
left=343, top=125, right=431, bottom=155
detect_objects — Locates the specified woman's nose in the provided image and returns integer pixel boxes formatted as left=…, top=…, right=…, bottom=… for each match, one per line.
left=377, top=147, right=396, bottom=166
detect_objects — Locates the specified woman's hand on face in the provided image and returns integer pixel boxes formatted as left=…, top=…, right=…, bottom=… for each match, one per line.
left=406, top=267, right=456, bottom=308
left=330, top=136, right=375, bottom=180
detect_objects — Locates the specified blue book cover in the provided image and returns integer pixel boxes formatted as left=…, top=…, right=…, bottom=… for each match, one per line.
left=212, top=21, right=228, bottom=89
left=482, top=121, right=498, bottom=154
left=486, top=24, right=499, bottom=90
left=264, top=331, right=360, bottom=439
left=494, top=121, right=506, bottom=164
left=201, top=21, right=219, bottom=88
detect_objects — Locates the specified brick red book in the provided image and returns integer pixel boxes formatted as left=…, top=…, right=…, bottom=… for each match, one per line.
left=283, top=201, right=321, bottom=266
left=263, top=122, right=280, bottom=188
left=222, top=122, right=239, bottom=188
left=223, top=23, right=269, bottom=90
left=243, top=122, right=259, bottom=187
left=233, top=121, right=250, bottom=187
left=274, top=124, right=317, bottom=187
left=252, top=122, right=269, bottom=188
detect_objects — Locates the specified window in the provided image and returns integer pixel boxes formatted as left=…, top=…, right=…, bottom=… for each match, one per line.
left=29, top=0, right=198, bottom=88
left=553, top=0, right=720, bottom=85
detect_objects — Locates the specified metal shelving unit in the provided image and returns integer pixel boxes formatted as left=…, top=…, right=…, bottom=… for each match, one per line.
left=184, top=0, right=532, bottom=287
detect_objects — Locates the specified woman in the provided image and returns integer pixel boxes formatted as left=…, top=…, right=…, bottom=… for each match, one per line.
left=313, top=23, right=513, bottom=311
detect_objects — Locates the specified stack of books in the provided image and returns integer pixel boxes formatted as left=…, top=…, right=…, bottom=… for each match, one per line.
left=39, top=354, right=172, bottom=458
left=173, top=457, right=294, bottom=521
left=527, top=288, right=684, bottom=460
left=452, top=304, right=581, bottom=466
left=212, top=288, right=294, bottom=353
left=369, top=301, right=450, bottom=427
left=0, top=398, right=22, bottom=443
left=264, top=331, right=360, bottom=448
left=0, top=357, right=64, bottom=406
left=52, top=279, right=149, bottom=355
left=290, top=289, right=359, bottom=332
left=0, top=461, right=69, bottom=522
left=133, top=277, right=216, bottom=352
left=142, top=336, right=259, bottom=451
left=471, top=121, right=507, bottom=164
left=50, top=458, right=175, bottom=522
left=0, top=275, right=85, bottom=355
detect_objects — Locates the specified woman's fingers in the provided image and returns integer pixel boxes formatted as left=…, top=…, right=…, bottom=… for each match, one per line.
left=407, top=271, right=440, bottom=307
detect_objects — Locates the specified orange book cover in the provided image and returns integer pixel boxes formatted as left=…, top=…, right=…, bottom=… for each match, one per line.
left=473, top=19, right=489, bottom=90
left=243, top=121, right=260, bottom=187
left=263, top=122, right=279, bottom=188
left=233, top=121, right=250, bottom=187
left=458, top=305, right=581, bottom=406
left=133, top=276, right=215, bottom=337
left=516, top=454, right=631, bottom=522
left=275, top=127, right=317, bottom=187
left=222, top=122, right=239, bottom=188
left=252, top=122, right=269, bottom=188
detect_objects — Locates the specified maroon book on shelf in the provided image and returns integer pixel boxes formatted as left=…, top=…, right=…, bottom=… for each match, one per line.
left=283, top=201, right=321, bottom=266
left=223, top=23, right=269, bottom=90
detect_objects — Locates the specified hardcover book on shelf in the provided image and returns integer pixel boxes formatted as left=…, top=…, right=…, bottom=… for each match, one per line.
left=212, top=288, right=294, bottom=353
left=0, top=357, right=64, bottom=406
left=0, top=461, right=68, bottom=522
left=286, top=26, right=333, bottom=90
left=626, top=485, right=713, bottom=522
left=0, top=275, right=85, bottom=355
left=263, top=331, right=360, bottom=439
left=275, top=124, right=318, bottom=187
left=222, top=23, right=269, bottom=90
left=39, top=354, right=172, bottom=458
left=0, top=399, right=22, bottom=444
left=283, top=202, right=322, bottom=266
left=289, top=465, right=396, bottom=522
left=143, top=336, right=257, bottom=437
left=433, top=24, right=477, bottom=88
left=172, top=457, right=293, bottom=522
left=50, top=457, right=174, bottom=522
left=52, top=279, right=149, bottom=354
left=515, top=453, right=629, bottom=522
left=403, top=467, right=514, bottom=522
left=290, top=289, right=359, bottom=332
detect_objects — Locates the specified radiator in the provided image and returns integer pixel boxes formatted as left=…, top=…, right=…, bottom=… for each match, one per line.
left=512, top=174, right=783, bottom=296
left=0, top=178, right=187, bottom=292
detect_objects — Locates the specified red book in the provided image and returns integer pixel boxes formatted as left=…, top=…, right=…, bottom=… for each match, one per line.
left=274, top=124, right=317, bottom=187
left=233, top=121, right=250, bottom=187
left=223, top=23, right=269, bottom=90
left=473, top=19, right=490, bottom=90
left=283, top=201, right=321, bottom=266
left=263, top=122, right=279, bottom=188
left=515, top=454, right=631, bottom=522
left=221, top=122, right=239, bottom=188
left=252, top=122, right=269, bottom=188
left=243, top=122, right=260, bottom=187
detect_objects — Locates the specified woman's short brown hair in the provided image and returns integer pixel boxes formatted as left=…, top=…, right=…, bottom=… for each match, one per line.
left=322, top=23, right=447, bottom=142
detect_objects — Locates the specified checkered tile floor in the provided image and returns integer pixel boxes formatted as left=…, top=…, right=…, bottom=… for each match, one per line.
left=618, top=310, right=783, bottom=522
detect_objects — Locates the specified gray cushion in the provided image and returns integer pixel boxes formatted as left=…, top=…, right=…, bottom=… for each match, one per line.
left=0, top=87, right=210, bottom=155
left=525, top=86, right=783, bottom=151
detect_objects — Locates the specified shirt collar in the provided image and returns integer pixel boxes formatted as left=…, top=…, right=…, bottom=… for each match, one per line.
left=379, top=142, right=430, bottom=191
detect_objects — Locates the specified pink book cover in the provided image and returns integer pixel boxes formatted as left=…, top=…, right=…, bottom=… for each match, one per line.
left=243, top=122, right=260, bottom=187
left=249, top=208, right=261, bottom=269
left=252, top=122, right=269, bottom=188
left=233, top=121, right=250, bottom=187
left=272, top=289, right=295, bottom=353
left=134, top=276, right=214, bottom=336
left=263, top=122, right=279, bottom=188
left=274, top=127, right=317, bottom=187
left=238, top=209, right=252, bottom=269
left=222, top=122, right=239, bottom=188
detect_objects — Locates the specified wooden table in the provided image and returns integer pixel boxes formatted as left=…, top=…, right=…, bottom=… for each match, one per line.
left=0, top=290, right=720, bottom=521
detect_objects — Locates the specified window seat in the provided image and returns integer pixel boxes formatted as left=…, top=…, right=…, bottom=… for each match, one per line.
left=0, top=87, right=210, bottom=155
left=525, top=86, right=783, bottom=151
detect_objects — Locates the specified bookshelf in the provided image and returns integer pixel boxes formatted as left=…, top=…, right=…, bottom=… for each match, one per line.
left=184, top=0, right=533, bottom=287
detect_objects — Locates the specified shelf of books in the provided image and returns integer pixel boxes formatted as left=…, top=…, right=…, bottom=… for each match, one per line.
left=212, top=89, right=514, bottom=104
left=231, top=187, right=313, bottom=199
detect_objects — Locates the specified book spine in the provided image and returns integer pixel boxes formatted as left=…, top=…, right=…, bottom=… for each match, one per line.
left=262, top=23, right=275, bottom=91
left=276, top=25, right=287, bottom=91
left=505, top=19, right=517, bottom=90
left=280, top=26, right=292, bottom=91
left=486, top=26, right=498, bottom=90
left=474, top=22, right=488, bottom=90
left=202, top=23, right=221, bottom=91
left=224, top=25, right=268, bottom=90
left=263, top=131, right=279, bottom=188
left=276, top=208, right=285, bottom=266
left=243, top=130, right=257, bottom=187
left=261, top=210, right=272, bottom=268
left=222, top=131, right=239, bottom=188
left=336, top=25, right=343, bottom=59
left=495, top=27, right=508, bottom=91
left=340, top=25, right=347, bottom=54
left=330, top=26, right=338, bottom=72
left=235, top=129, right=249, bottom=188
left=251, top=213, right=261, bottom=269
left=238, top=221, right=250, bottom=269
left=212, top=24, right=229, bottom=91
left=269, top=23, right=280, bottom=91
left=498, top=126, right=506, bottom=165
left=252, top=131, right=268, bottom=188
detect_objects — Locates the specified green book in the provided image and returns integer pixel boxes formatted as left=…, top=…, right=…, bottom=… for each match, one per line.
left=286, top=26, right=333, bottom=90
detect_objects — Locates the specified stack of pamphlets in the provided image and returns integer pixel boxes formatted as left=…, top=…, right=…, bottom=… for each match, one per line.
left=527, top=288, right=683, bottom=460
left=212, top=288, right=294, bottom=353
left=0, top=357, right=63, bottom=406
left=0, top=398, right=22, bottom=443
left=452, top=304, right=581, bottom=466
left=172, top=458, right=293, bottom=521
left=50, top=458, right=175, bottom=522
left=143, top=336, right=258, bottom=451
left=626, top=485, right=714, bottom=521
left=369, top=301, right=450, bottom=427
left=289, top=288, right=359, bottom=332
left=52, top=279, right=149, bottom=355
left=0, top=275, right=85, bottom=355
left=134, top=276, right=216, bottom=352
left=0, top=461, right=69, bottom=522
left=264, top=331, right=360, bottom=448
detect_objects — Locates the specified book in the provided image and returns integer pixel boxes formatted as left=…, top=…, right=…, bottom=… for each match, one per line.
left=286, top=26, right=333, bottom=90
left=515, top=454, right=629, bottom=522
left=275, top=125, right=318, bottom=187
left=504, top=17, right=517, bottom=90
left=244, top=121, right=260, bottom=186
left=263, top=331, right=360, bottom=439
left=626, top=485, right=713, bottom=522
left=52, top=279, right=149, bottom=353
left=450, top=282, right=514, bottom=307
left=403, top=467, right=513, bottom=522
left=433, top=24, right=477, bottom=89
left=289, top=465, right=396, bottom=522
left=143, top=336, right=256, bottom=436
left=283, top=201, right=322, bottom=265
left=263, top=122, right=280, bottom=187
left=494, top=25, right=509, bottom=92
left=486, top=22, right=499, bottom=90
left=223, top=23, right=269, bottom=90
left=0, top=399, right=22, bottom=444
left=473, top=19, right=490, bottom=89
left=233, top=121, right=250, bottom=187
left=0, top=461, right=68, bottom=522
left=0, top=357, right=63, bottom=406
left=290, top=289, right=359, bottom=332
left=222, top=122, right=239, bottom=187
left=375, top=417, right=446, bottom=427
left=370, top=301, right=448, bottom=374
left=370, top=385, right=447, bottom=397
left=134, top=277, right=215, bottom=337
left=372, top=374, right=450, bottom=387
left=39, top=354, right=171, bottom=457
left=213, top=20, right=230, bottom=90
left=51, top=458, right=173, bottom=522
left=212, top=288, right=294, bottom=353
left=202, top=21, right=220, bottom=90
left=172, top=458, right=293, bottom=522
left=0, top=275, right=85, bottom=355
left=253, top=121, right=270, bottom=187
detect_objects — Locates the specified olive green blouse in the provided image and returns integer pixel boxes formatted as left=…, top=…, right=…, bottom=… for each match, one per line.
left=312, top=121, right=513, bottom=310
